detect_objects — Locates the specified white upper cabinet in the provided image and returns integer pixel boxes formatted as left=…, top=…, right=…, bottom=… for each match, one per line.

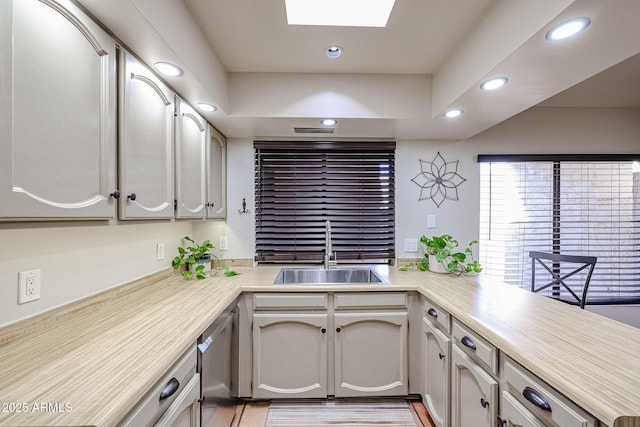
left=0, top=0, right=117, bottom=220
left=175, top=97, right=207, bottom=219
left=206, top=125, right=227, bottom=219
left=118, top=50, right=175, bottom=219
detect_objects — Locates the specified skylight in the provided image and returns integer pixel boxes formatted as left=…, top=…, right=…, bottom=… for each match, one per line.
left=285, top=0, right=395, bottom=27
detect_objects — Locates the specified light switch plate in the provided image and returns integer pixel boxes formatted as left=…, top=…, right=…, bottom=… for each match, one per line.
left=427, top=214, right=437, bottom=228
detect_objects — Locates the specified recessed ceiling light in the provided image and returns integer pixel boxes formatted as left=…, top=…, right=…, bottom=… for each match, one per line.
left=443, top=109, right=463, bottom=118
left=545, top=17, right=590, bottom=41
left=481, top=77, right=508, bottom=91
left=154, top=62, right=183, bottom=77
left=196, top=103, right=217, bottom=112
left=321, top=118, right=338, bottom=126
left=285, top=0, right=395, bottom=27
left=326, top=46, right=343, bottom=59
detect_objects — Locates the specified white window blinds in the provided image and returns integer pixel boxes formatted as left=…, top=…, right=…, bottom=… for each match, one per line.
left=479, top=156, right=640, bottom=303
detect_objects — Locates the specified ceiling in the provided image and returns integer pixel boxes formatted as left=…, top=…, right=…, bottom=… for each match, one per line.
left=77, top=0, right=640, bottom=141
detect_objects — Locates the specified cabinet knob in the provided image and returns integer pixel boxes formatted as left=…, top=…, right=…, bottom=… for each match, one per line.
left=110, top=190, right=121, bottom=199
left=427, top=308, right=438, bottom=317
left=496, top=416, right=506, bottom=427
left=336, top=327, right=341, bottom=333
left=321, top=328, right=327, bottom=334
left=127, top=193, right=137, bottom=201
left=438, top=352, right=445, bottom=360
left=480, top=398, right=490, bottom=409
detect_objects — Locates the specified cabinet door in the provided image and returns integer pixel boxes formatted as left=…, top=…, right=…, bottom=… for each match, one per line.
left=118, top=50, right=174, bottom=219
left=451, top=345, right=498, bottom=427
left=253, top=313, right=328, bottom=399
left=206, top=125, right=227, bottom=219
left=334, top=311, right=408, bottom=397
left=423, top=317, right=451, bottom=427
left=0, top=0, right=117, bottom=219
left=500, top=391, right=546, bottom=427
left=175, top=98, right=207, bottom=219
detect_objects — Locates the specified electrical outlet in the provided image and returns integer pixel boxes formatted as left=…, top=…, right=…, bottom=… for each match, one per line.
left=18, top=269, right=41, bottom=304
left=156, top=243, right=165, bottom=261
left=404, top=238, right=418, bottom=253
left=219, top=236, right=228, bottom=251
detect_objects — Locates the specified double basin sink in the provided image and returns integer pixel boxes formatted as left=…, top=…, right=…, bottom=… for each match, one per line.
left=273, top=267, right=387, bottom=285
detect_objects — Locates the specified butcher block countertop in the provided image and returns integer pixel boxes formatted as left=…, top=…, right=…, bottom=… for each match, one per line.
left=1, top=266, right=639, bottom=427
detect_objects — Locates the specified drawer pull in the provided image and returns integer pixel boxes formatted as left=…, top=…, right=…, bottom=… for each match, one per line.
left=461, top=335, right=476, bottom=350
left=480, top=398, right=490, bottom=409
left=523, top=386, right=552, bottom=412
left=427, top=308, right=438, bottom=317
left=159, top=378, right=180, bottom=401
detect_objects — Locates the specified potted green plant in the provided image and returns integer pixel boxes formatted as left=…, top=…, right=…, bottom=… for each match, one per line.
left=172, top=236, right=239, bottom=280
left=419, top=234, right=482, bottom=275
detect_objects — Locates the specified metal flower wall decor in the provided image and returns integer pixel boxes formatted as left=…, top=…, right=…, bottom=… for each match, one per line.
left=411, top=152, right=466, bottom=208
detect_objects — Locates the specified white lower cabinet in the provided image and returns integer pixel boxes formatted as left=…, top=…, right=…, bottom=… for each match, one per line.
left=248, top=292, right=408, bottom=399
left=334, top=311, right=408, bottom=397
left=252, top=312, right=328, bottom=399
left=422, top=316, right=450, bottom=427
left=451, top=345, right=498, bottom=427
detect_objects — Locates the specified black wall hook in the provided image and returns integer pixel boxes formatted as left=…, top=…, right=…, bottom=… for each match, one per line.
left=238, top=198, right=250, bottom=214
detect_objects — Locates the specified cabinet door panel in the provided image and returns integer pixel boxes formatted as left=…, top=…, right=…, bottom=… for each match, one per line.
left=423, top=317, right=450, bottom=427
left=500, top=391, right=546, bottom=427
left=451, top=345, right=498, bottom=427
left=175, top=98, right=206, bottom=218
left=119, top=50, right=174, bottom=219
left=0, top=0, right=116, bottom=219
left=253, top=313, right=328, bottom=398
left=206, top=125, right=226, bottom=219
left=334, top=312, right=408, bottom=397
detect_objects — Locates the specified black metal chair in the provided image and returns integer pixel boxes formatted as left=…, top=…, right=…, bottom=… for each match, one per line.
left=529, top=251, right=597, bottom=309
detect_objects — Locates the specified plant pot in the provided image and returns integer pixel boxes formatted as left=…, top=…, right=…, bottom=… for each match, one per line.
left=190, top=254, right=212, bottom=273
left=428, top=254, right=449, bottom=274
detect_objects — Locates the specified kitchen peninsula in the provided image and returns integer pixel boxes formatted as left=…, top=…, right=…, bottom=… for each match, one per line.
left=0, top=266, right=639, bottom=427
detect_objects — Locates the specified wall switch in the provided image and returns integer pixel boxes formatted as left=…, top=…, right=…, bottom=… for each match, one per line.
left=156, top=243, right=165, bottom=261
left=219, top=236, right=228, bottom=251
left=427, top=214, right=437, bottom=229
left=404, top=238, right=418, bottom=253
left=18, top=269, right=41, bottom=304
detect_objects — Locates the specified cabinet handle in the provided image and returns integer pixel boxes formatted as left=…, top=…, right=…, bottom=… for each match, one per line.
left=496, top=416, right=506, bottom=426
left=321, top=328, right=327, bottom=334
left=427, top=308, right=438, bottom=317
left=480, top=398, right=490, bottom=409
left=159, top=377, right=180, bottom=401
left=336, top=327, right=341, bottom=333
left=438, top=352, right=445, bottom=360
left=110, top=190, right=121, bottom=199
left=523, top=386, right=552, bottom=412
left=127, top=193, right=137, bottom=201
left=461, top=335, right=476, bottom=350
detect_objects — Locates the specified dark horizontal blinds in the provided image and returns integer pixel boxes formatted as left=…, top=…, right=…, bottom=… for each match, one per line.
left=480, top=159, right=640, bottom=303
left=255, top=141, right=395, bottom=264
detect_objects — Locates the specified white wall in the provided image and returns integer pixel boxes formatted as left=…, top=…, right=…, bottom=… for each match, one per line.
left=2, top=106, right=638, bottom=327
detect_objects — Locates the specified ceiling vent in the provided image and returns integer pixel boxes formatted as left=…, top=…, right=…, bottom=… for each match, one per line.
left=294, top=127, right=335, bottom=134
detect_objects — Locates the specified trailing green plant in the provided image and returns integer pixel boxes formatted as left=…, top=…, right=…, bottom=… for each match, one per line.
left=401, top=234, right=482, bottom=275
left=172, top=236, right=239, bottom=280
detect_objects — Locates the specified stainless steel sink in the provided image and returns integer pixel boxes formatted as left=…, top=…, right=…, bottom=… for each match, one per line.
left=273, top=268, right=387, bottom=285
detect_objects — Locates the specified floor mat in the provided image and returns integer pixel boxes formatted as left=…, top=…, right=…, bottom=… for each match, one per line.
left=265, top=399, right=419, bottom=426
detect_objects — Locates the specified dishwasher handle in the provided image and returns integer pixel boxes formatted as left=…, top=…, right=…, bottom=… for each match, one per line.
left=159, top=378, right=180, bottom=401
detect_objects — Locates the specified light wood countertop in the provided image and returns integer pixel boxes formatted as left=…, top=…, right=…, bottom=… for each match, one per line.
left=0, top=266, right=639, bottom=427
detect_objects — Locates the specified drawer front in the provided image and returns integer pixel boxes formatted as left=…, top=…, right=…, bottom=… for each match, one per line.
left=452, top=320, right=497, bottom=375
left=254, top=293, right=328, bottom=310
left=501, top=391, right=546, bottom=427
left=119, top=346, right=197, bottom=427
left=422, top=297, right=450, bottom=334
left=334, top=292, right=407, bottom=309
left=502, top=357, right=597, bottom=427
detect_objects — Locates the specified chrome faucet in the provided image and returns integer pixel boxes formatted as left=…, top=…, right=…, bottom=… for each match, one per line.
left=324, top=220, right=336, bottom=269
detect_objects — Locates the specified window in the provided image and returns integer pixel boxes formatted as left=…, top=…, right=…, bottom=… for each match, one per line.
left=254, top=141, right=395, bottom=264
left=479, top=155, right=640, bottom=303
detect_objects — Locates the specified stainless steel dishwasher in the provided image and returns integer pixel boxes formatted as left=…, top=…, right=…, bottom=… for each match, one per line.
left=198, top=299, right=239, bottom=427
